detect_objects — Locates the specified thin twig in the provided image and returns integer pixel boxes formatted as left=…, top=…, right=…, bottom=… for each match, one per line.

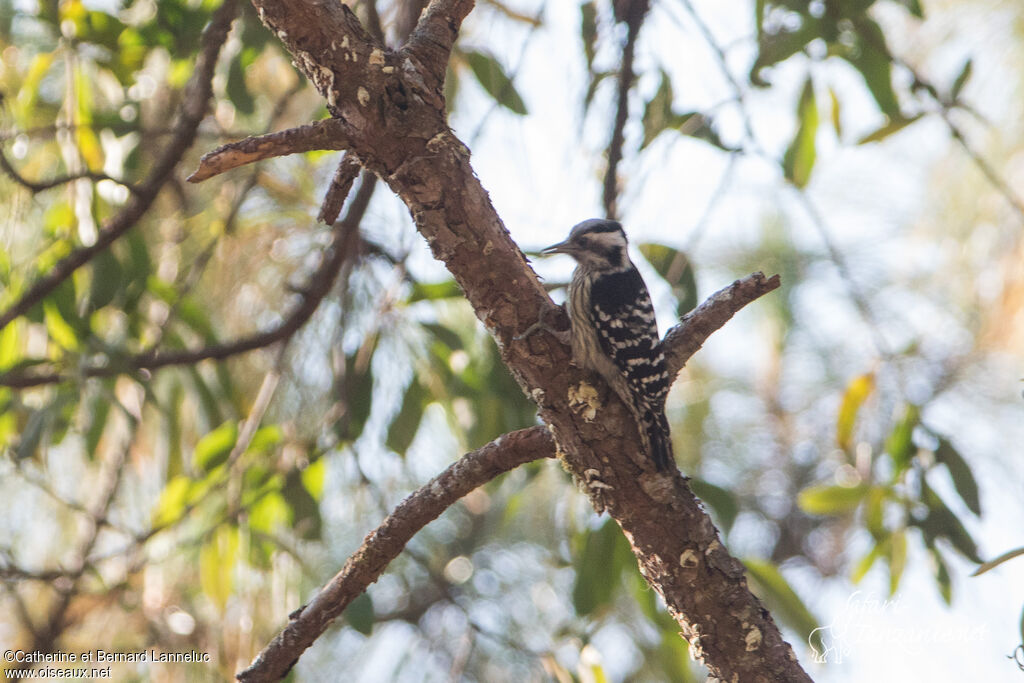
left=602, top=0, right=649, bottom=220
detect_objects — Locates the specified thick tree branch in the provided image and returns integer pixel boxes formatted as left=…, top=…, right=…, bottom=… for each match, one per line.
left=236, top=426, right=555, bottom=682
left=229, top=1, right=810, bottom=680
left=186, top=119, right=352, bottom=183
left=0, top=0, right=239, bottom=334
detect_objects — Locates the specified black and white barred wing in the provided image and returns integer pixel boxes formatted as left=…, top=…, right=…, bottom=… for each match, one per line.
left=588, top=268, right=670, bottom=406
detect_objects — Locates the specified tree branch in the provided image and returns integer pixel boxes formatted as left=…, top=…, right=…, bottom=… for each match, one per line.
left=602, top=0, right=649, bottom=220
left=228, top=2, right=810, bottom=680
left=186, top=119, right=352, bottom=183
left=662, top=272, right=780, bottom=378
left=0, top=0, right=240, bottom=334
left=236, top=426, right=556, bottom=682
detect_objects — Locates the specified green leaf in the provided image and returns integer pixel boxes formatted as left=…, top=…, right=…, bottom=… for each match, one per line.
left=689, top=479, right=738, bottom=533
left=894, top=0, right=924, bottom=18
left=950, top=58, right=972, bottom=101
left=573, top=518, right=631, bottom=616
left=884, top=403, right=919, bottom=474
left=386, top=378, right=429, bottom=456
left=227, top=51, right=255, bottom=115
left=927, top=545, right=952, bottom=604
left=797, top=483, right=869, bottom=516
left=782, top=76, right=819, bottom=187
left=887, top=528, right=907, bottom=595
left=408, top=280, right=464, bottom=302
left=200, top=524, right=239, bottom=611
left=248, top=490, right=291, bottom=534
left=845, top=18, right=901, bottom=117
left=84, top=390, right=112, bottom=458
left=344, top=592, right=374, bottom=635
left=749, top=20, right=818, bottom=86
left=856, top=114, right=923, bottom=144
left=933, top=437, right=980, bottom=516
left=637, top=243, right=698, bottom=317
left=829, top=87, right=842, bottom=139
left=851, top=544, right=880, bottom=584
left=918, top=483, right=981, bottom=563
left=836, top=372, right=874, bottom=451
left=194, top=421, right=239, bottom=473
left=580, top=1, right=597, bottom=71
left=153, top=475, right=192, bottom=528
left=43, top=299, right=81, bottom=351
left=88, top=248, right=123, bottom=312
left=301, top=457, right=327, bottom=501
left=338, top=336, right=377, bottom=442
left=282, top=467, right=322, bottom=540
left=744, top=557, right=819, bottom=640
left=641, top=69, right=675, bottom=149
left=464, top=50, right=528, bottom=115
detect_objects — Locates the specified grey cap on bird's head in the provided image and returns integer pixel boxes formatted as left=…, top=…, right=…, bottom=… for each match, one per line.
left=541, top=219, right=625, bottom=255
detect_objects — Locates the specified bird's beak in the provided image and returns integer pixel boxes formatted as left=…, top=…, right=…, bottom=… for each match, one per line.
left=541, top=239, right=574, bottom=255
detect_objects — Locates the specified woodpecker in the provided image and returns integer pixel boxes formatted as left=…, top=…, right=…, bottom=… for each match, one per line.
left=542, top=219, right=674, bottom=471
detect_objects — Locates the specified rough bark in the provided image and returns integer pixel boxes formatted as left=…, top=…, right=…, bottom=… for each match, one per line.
left=220, top=1, right=812, bottom=680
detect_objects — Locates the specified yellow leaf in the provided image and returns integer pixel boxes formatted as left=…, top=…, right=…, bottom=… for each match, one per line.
left=837, top=372, right=875, bottom=451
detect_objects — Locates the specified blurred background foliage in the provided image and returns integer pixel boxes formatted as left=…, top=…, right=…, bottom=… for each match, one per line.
left=1, top=0, right=1023, bottom=681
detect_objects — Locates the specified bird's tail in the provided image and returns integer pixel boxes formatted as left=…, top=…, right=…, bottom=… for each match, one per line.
left=639, top=403, right=674, bottom=472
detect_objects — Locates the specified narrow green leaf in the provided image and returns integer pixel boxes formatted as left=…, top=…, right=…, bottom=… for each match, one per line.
left=641, top=69, right=675, bottom=149
left=248, top=490, right=291, bottom=534
left=637, top=242, right=698, bottom=317
left=836, top=372, right=874, bottom=451
left=689, top=478, right=738, bottom=533
left=916, top=481, right=981, bottom=563
left=194, top=420, right=239, bottom=473
left=338, top=336, right=377, bottom=442
left=200, top=524, right=239, bottom=611
left=301, top=457, right=327, bottom=501
left=782, top=76, right=819, bottom=187
left=88, top=248, right=123, bottom=311
left=580, top=1, right=597, bottom=71
left=464, top=50, right=527, bottom=115
left=344, top=592, right=374, bottom=635
left=227, top=52, right=255, bottom=115
left=573, top=518, right=631, bottom=616
left=950, top=58, right=972, bottom=101
left=829, top=87, right=842, bottom=139
left=928, top=546, right=952, bottom=604
left=845, top=18, right=901, bottom=116
left=84, top=391, right=112, bottom=458
left=386, top=378, right=429, bottom=455
left=856, top=114, right=923, bottom=144
left=887, top=529, right=907, bottom=595
left=884, top=403, right=919, bottom=474
left=934, top=437, right=980, bottom=515
left=797, top=483, right=869, bottom=516
left=750, top=21, right=818, bottom=86
left=43, top=299, right=81, bottom=351
left=408, top=280, right=464, bottom=302
left=895, top=0, right=924, bottom=18
left=851, top=544, right=880, bottom=584
left=744, top=557, right=819, bottom=640
left=283, top=467, right=322, bottom=540
left=153, top=475, right=192, bottom=528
